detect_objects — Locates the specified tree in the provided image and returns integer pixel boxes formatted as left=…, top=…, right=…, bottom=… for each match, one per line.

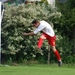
left=66, top=0, right=75, bottom=9
left=55, top=0, right=75, bottom=55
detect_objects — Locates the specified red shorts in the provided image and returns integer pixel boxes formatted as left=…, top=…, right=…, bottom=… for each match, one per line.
left=41, top=33, right=56, bottom=46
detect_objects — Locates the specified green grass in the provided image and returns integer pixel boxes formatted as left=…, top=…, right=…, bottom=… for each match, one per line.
left=0, top=64, right=75, bottom=75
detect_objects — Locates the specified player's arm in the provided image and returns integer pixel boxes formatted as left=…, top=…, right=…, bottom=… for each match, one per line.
left=23, top=32, right=35, bottom=36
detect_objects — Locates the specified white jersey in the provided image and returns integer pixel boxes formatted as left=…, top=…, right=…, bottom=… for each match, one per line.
left=34, top=20, right=55, bottom=37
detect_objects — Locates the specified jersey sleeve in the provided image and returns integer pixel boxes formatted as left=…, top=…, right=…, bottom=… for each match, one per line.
left=33, top=25, right=45, bottom=34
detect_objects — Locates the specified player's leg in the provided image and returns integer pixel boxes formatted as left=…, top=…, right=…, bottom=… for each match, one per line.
left=51, top=46, right=62, bottom=66
left=47, top=35, right=62, bottom=66
left=51, top=46, right=61, bottom=60
left=37, top=33, right=46, bottom=49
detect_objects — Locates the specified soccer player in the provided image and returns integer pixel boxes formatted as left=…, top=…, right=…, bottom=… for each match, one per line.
left=23, top=19, right=62, bottom=66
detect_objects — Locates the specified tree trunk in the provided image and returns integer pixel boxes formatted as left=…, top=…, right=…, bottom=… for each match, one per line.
left=74, top=27, right=75, bottom=53
left=48, top=45, right=50, bottom=64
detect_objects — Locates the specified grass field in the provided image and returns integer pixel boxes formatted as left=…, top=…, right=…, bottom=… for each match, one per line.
left=0, top=64, right=75, bottom=75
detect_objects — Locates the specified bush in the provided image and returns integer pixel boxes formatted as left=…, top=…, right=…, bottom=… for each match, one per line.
left=56, top=33, right=74, bottom=63
left=1, top=3, right=62, bottom=63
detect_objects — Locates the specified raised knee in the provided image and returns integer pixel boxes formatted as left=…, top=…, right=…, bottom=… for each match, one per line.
left=40, top=35, right=46, bottom=39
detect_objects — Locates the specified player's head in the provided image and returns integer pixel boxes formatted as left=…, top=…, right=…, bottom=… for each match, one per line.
left=31, top=19, right=40, bottom=27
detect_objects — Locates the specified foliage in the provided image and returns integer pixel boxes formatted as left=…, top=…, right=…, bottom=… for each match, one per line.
left=55, top=0, right=75, bottom=39
left=56, top=33, right=74, bottom=63
left=40, top=0, right=48, bottom=4
left=66, top=0, right=75, bottom=9
left=52, top=0, right=75, bottom=64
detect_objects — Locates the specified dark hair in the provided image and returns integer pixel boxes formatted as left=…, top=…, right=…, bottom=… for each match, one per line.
left=31, top=19, right=38, bottom=24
